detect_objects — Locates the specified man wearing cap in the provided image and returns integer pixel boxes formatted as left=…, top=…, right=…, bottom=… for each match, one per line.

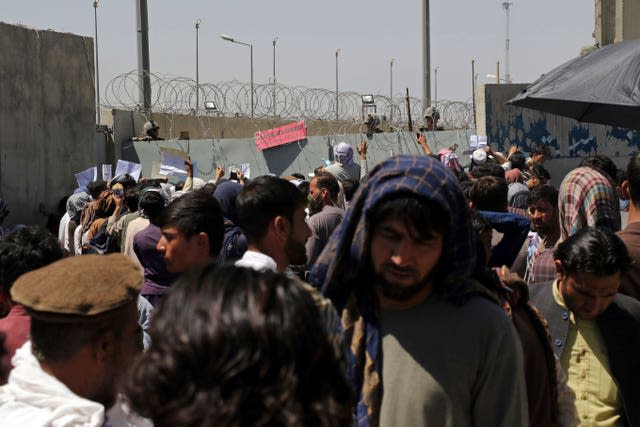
left=0, top=254, right=144, bottom=426
left=324, top=142, right=361, bottom=183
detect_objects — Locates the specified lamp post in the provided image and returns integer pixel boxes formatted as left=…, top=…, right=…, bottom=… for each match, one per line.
left=434, top=66, right=439, bottom=108
left=272, top=36, right=278, bottom=117
left=221, top=34, right=254, bottom=117
left=195, top=19, right=201, bottom=114
left=389, top=58, right=394, bottom=123
left=335, top=48, right=341, bottom=121
left=93, top=0, right=100, bottom=124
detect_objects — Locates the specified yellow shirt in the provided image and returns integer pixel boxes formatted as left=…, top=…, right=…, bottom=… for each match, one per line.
left=553, top=281, right=623, bottom=426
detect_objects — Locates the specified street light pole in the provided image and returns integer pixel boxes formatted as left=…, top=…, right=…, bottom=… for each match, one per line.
left=93, top=0, right=100, bottom=124
left=390, top=58, right=394, bottom=123
left=272, top=37, right=278, bottom=117
left=220, top=34, right=254, bottom=117
left=434, top=66, right=439, bottom=108
left=195, top=19, right=201, bottom=114
left=335, top=48, right=341, bottom=121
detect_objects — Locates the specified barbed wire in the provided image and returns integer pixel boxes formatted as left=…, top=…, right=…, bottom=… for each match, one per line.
left=104, top=70, right=474, bottom=129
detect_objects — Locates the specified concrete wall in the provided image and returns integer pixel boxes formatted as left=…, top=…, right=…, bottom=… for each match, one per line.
left=476, top=83, right=640, bottom=186
left=123, top=130, right=473, bottom=182
left=0, top=23, right=96, bottom=227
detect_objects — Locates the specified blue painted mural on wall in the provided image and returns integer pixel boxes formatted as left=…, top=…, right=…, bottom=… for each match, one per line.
left=484, top=88, right=640, bottom=159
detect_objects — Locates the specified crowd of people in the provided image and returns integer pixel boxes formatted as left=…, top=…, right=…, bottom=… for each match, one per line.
left=0, top=135, right=639, bottom=426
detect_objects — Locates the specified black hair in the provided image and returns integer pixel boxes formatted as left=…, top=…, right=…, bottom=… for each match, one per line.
left=174, top=181, right=185, bottom=192
left=87, top=180, right=108, bottom=199
left=236, top=176, right=306, bottom=244
left=530, top=164, right=551, bottom=181
left=532, top=145, right=552, bottom=158
left=291, top=172, right=306, bottom=181
left=470, top=161, right=506, bottom=180
left=139, top=191, right=166, bottom=224
left=554, top=227, right=632, bottom=276
left=509, top=152, right=526, bottom=171
left=312, top=172, right=340, bottom=201
left=124, top=264, right=353, bottom=427
left=197, top=182, right=218, bottom=198
left=580, top=155, right=618, bottom=182
left=529, top=185, right=558, bottom=208
left=0, top=226, right=64, bottom=298
left=158, top=191, right=224, bottom=256
left=470, top=176, right=508, bottom=212
left=627, top=153, right=640, bottom=206
left=368, top=195, right=450, bottom=244
left=124, top=187, right=141, bottom=213
left=342, top=180, right=359, bottom=202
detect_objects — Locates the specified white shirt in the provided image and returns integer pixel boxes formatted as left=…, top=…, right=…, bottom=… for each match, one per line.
left=235, top=250, right=277, bottom=272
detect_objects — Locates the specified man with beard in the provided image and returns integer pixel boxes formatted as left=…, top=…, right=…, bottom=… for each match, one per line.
left=306, top=172, right=345, bottom=267
left=309, top=155, right=527, bottom=426
left=235, top=176, right=344, bottom=360
left=511, top=185, right=560, bottom=284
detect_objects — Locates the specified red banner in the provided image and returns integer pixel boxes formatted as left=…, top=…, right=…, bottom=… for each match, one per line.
left=255, top=121, right=307, bottom=151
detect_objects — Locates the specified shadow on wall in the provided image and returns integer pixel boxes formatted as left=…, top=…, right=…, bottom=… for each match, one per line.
left=262, top=139, right=309, bottom=176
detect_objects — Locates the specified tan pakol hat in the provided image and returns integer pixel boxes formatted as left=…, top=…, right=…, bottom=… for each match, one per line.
left=11, top=254, right=143, bottom=321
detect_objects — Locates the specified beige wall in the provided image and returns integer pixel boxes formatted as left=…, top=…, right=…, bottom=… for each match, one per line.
left=0, top=23, right=95, bottom=227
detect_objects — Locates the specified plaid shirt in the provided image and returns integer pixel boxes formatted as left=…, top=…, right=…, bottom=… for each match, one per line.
left=558, top=166, right=620, bottom=240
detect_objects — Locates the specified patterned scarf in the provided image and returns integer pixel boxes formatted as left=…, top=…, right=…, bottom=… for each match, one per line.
left=558, top=166, right=620, bottom=241
left=309, top=155, right=493, bottom=427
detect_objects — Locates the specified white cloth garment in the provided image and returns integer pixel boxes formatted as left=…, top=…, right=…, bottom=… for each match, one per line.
left=0, top=341, right=105, bottom=427
left=235, top=250, right=277, bottom=272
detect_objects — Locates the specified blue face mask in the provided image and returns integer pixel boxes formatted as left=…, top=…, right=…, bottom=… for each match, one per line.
left=620, top=198, right=630, bottom=211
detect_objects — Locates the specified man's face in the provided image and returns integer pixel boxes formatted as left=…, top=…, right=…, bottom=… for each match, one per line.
left=308, top=179, right=326, bottom=216
left=557, top=267, right=620, bottom=320
left=370, top=217, right=443, bottom=302
left=92, top=302, right=141, bottom=408
left=528, top=200, right=558, bottom=236
left=532, top=153, right=546, bottom=165
left=156, top=226, right=205, bottom=273
left=284, top=205, right=311, bottom=265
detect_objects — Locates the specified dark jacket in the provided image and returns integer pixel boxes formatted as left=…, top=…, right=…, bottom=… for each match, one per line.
left=530, top=281, right=640, bottom=427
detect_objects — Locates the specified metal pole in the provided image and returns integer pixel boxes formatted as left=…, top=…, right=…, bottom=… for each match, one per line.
left=503, top=2, right=512, bottom=83
left=471, top=59, right=476, bottom=131
left=390, top=58, right=394, bottom=124
left=434, top=66, right=439, bottom=108
left=422, top=0, right=431, bottom=111
left=250, top=44, right=254, bottom=118
left=335, top=49, right=340, bottom=121
left=136, top=0, right=151, bottom=112
left=93, top=0, right=100, bottom=124
left=195, top=19, right=200, bottom=114
left=273, top=37, right=278, bottom=117
left=496, top=61, right=500, bottom=84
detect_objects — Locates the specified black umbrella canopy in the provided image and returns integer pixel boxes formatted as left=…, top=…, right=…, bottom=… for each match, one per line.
left=508, top=40, right=640, bottom=130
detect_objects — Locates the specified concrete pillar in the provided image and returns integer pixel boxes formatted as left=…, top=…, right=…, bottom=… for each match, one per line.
left=595, top=0, right=616, bottom=46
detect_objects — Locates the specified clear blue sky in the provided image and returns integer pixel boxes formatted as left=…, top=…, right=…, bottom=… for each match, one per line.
left=3, top=1, right=594, bottom=102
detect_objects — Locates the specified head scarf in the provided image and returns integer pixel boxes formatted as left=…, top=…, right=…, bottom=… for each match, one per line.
left=213, top=180, right=243, bottom=225
left=334, top=142, right=355, bottom=165
left=66, top=193, right=91, bottom=222
left=309, top=155, right=494, bottom=426
left=558, top=166, right=620, bottom=241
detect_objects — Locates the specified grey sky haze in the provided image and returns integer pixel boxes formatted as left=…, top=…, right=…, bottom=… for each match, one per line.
left=3, top=1, right=595, bottom=103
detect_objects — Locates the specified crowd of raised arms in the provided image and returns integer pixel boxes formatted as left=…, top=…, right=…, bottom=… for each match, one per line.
left=0, top=135, right=639, bottom=427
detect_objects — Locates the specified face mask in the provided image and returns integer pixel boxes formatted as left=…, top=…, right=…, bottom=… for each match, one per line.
left=307, top=192, right=324, bottom=216
left=620, top=198, right=630, bottom=211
